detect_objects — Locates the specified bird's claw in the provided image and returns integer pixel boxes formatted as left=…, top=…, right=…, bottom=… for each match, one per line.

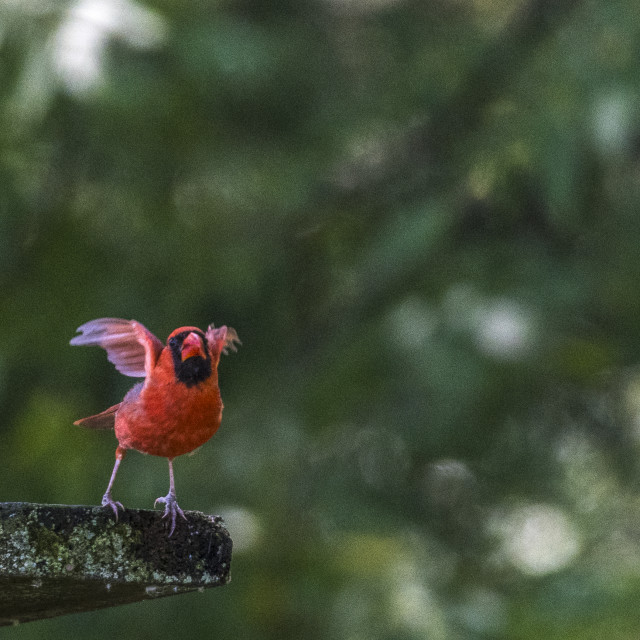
left=154, top=492, right=187, bottom=537
left=101, top=493, right=124, bottom=521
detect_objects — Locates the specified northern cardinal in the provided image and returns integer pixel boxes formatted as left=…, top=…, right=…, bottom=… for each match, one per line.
left=71, top=318, right=240, bottom=536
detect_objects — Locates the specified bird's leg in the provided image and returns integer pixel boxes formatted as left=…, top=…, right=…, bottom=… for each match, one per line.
left=154, top=458, right=187, bottom=537
left=101, top=446, right=126, bottom=520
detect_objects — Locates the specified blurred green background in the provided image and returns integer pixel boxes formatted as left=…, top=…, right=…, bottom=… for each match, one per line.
left=3, top=0, right=640, bottom=637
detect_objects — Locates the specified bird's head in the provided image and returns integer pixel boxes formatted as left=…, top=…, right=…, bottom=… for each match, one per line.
left=167, top=327, right=212, bottom=386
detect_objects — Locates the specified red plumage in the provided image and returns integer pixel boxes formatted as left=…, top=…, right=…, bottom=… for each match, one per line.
left=71, top=318, right=240, bottom=536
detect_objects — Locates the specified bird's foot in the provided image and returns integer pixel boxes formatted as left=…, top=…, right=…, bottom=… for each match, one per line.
left=154, top=492, right=187, bottom=537
left=101, top=492, right=124, bottom=521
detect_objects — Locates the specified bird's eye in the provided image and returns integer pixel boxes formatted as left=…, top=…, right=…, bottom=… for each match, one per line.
left=168, top=337, right=178, bottom=348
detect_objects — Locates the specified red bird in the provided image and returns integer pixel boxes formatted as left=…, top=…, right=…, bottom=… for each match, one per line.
left=71, top=318, right=240, bottom=535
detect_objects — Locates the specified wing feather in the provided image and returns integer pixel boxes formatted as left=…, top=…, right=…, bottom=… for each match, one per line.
left=70, top=318, right=164, bottom=377
left=206, top=324, right=241, bottom=356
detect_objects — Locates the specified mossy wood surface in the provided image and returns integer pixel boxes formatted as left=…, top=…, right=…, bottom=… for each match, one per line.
left=0, top=502, right=232, bottom=626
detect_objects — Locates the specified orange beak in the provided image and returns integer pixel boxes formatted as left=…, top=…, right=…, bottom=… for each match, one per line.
left=181, top=332, right=206, bottom=361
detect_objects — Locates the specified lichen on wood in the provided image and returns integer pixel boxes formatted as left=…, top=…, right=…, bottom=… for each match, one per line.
left=0, top=502, right=232, bottom=626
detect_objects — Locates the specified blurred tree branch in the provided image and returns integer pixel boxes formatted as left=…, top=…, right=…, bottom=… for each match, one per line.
left=347, top=0, right=584, bottom=207
left=294, top=0, right=584, bottom=347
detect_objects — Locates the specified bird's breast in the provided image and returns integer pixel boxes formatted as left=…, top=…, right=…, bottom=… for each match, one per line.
left=114, top=379, right=223, bottom=458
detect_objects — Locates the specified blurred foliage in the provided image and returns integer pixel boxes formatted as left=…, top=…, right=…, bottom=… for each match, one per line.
left=3, top=0, right=640, bottom=638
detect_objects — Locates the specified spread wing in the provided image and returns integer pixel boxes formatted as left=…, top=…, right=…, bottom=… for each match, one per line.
left=70, top=318, right=164, bottom=378
left=206, top=324, right=241, bottom=357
